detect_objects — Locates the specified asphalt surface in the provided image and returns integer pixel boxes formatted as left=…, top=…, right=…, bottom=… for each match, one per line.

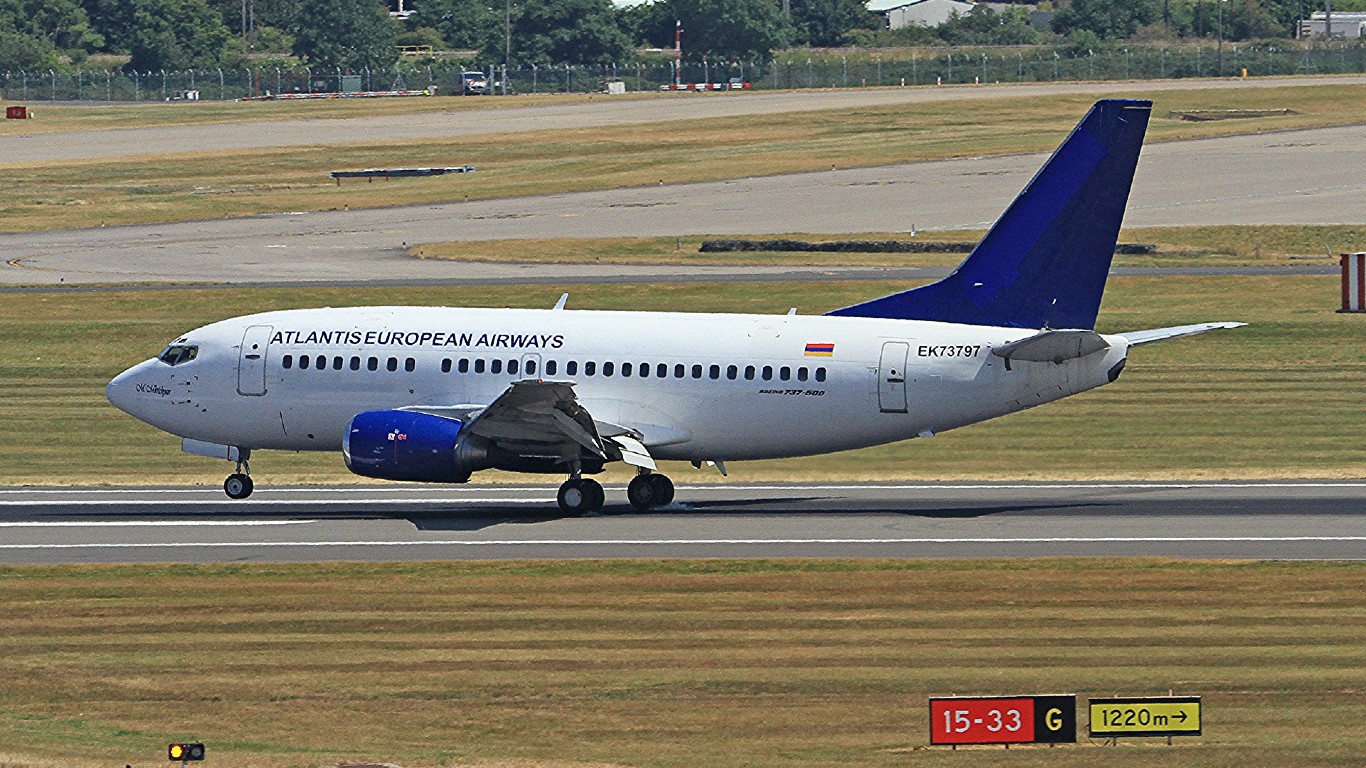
left=2, top=482, right=1362, bottom=564
left=4, top=122, right=1363, bottom=286
left=5, top=75, right=1363, bottom=164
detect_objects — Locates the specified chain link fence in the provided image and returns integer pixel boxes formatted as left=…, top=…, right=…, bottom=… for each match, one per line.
left=2, top=43, right=1363, bottom=102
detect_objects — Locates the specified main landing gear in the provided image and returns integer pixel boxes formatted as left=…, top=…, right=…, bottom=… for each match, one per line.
left=627, top=471, right=674, bottom=512
left=224, top=457, right=253, bottom=499
left=555, top=472, right=675, bottom=514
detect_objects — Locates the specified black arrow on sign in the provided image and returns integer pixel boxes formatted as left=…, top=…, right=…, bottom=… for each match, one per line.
left=1174, top=711, right=1188, bottom=723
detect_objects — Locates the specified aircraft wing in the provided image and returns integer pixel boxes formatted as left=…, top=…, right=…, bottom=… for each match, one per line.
left=407, top=380, right=657, bottom=470
left=1118, top=322, right=1247, bottom=346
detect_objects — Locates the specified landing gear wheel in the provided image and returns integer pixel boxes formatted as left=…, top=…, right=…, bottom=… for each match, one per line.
left=557, top=478, right=605, bottom=514
left=628, top=473, right=674, bottom=511
left=224, top=473, right=254, bottom=499
left=648, top=473, right=674, bottom=507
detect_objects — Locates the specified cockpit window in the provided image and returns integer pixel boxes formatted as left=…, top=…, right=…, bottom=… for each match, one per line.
left=157, top=344, right=198, bottom=366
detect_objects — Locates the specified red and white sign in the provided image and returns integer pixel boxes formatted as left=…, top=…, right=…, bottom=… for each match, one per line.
left=1342, top=252, right=1365, bottom=312
left=929, top=694, right=1076, bottom=745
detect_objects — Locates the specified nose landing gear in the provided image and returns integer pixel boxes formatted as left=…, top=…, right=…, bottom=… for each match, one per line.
left=224, top=458, right=253, bottom=499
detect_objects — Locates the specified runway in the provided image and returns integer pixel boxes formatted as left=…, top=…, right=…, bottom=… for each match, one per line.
left=2, top=482, right=1362, bottom=564
left=4, top=122, right=1363, bottom=286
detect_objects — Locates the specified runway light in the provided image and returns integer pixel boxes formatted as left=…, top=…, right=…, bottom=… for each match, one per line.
left=168, top=742, right=205, bottom=761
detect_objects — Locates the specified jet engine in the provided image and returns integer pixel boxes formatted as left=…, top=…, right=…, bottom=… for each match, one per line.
left=343, top=410, right=490, bottom=483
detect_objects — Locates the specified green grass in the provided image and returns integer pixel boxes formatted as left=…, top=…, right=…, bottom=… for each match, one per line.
left=0, top=559, right=1363, bottom=768
left=2, top=84, right=1363, bottom=233
left=412, top=225, right=1366, bottom=267
left=2, top=274, right=1362, bottom=486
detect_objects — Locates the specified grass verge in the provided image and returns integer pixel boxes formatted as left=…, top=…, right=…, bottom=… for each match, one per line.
left=2, top=84, right=1363, bottom=233
left=0, top=558, right=1363, bottom=768
left=410, top=225, right=1366, bottom=267
left=1, top=275, right=1362, bottom=486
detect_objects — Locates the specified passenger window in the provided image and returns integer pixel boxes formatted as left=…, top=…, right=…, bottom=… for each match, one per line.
left=350, top=356, right=360, bottom=371
left=404, top=358, right=415, bottom=373
left=508, top=359, right=519, bottom=375
left=316, top=355, right=327, bottom=370
left=674, top=364, right=685, bottom=378
left=333, top=356, right=343, bottom=370
left=585, top=361, right=596, bottom=376
left=566, top=361, right=578, bottom=375
left=458, top=358, right=469, bottom=373
left=603, top=362, right=614, bottom=377
left=657, top=363, right=668, bottom=378
left=491, top=359, right=502, bottom=375
left=475, top=359, right=486, bottom=374
left=622, top=362, right=632, bottom=377
left=300, top=355, right=310, bottom=370
left=691, top=364, right=703, bottom=379
left=780, top=366, right=791, bottom=381
left=525, top=360, right=537, bottom=376
left=762, top=366, right=773, bottom=381
left=726, top=365, right=737, bottom=380
left=744, top=365, right=755, bottom=380
left=282, top=355, right=293, bottom=369
left=441, top=359, right=451, bottom=373
left=816, top=367, right=827, bottom=382
left=708, top=365, right=720, bottom=380
left=387, top=357, right=398, bottom=372
left=797, top=367, right=808, bottom=382
left=546, top=360, right=557, bottom=376
left=637, top=362, right=648, bottom=379
left=367, top=357, right=378, bottom=371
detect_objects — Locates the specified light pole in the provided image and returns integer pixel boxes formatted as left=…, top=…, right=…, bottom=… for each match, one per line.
left=1216, top=0, right=1224, bottom=76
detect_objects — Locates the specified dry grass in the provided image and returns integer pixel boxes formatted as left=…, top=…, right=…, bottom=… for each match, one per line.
left=411, top=225, right=1366, bottom=267
left=1, top=274, right=1362, bottom=487
left=2, top=84, right=1363, bottom=233
left=0, top=559, right=1362, bottom=767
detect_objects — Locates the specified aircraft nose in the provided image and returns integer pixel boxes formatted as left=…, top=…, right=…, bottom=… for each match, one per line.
left=106, top=362, right=147, bottom=416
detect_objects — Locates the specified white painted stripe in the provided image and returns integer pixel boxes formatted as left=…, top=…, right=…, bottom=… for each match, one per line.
left=2, top=482, right=1364, bottom=497
left=2, top=536, right=1363, bottom=551
left=0, top=498, right=555, bottom=507
left=0, top=520, right=315, bottom=528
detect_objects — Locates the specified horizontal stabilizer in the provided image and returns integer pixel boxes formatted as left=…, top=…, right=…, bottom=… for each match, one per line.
left=1119, top=322, right=1247, bottom=346
left=992, top=329, right=1109, bottom=364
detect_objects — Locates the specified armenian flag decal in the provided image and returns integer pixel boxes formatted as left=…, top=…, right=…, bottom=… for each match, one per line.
left=804, top=342, right=835, bottom=357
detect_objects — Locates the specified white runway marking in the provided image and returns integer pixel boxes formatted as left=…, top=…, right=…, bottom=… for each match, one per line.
left=0, top=520, right=316, bottom=528
left=3, top=536, right=1364, bottom=550
left=0, top=498, right=555, bottom=507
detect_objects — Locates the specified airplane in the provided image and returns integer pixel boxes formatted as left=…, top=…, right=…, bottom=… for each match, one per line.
left=106, top=98, right=1243, bottom=514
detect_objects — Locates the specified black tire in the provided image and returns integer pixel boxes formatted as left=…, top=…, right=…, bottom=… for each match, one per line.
left=627, top=474, right=656, bottom=511
left=581, top=479, right=605, bottom=512
left=224, top=473, right=254, bottom=499
left=557, top=480, right=588, bottom=514
left=649, top=474, right=675, bottom=507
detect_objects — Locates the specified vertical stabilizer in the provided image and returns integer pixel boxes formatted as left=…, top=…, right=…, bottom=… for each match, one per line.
left=828, top=99, right=1152, bottom=330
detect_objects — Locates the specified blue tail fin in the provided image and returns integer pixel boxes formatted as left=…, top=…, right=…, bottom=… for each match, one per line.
left=827, top=99, right=1152, bottom=330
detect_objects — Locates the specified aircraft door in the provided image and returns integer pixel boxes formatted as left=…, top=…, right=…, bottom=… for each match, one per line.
left=521, top=353, right=542, bottom=380
left=878, top=341, right=909, bottom=413
left=237, top=325, right=273, bottom=396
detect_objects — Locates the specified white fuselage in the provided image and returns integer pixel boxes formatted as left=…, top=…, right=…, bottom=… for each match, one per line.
left=106, top=306, right=1131, bottom=464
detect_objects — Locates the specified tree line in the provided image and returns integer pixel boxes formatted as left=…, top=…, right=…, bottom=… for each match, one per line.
left=2, top=0, right=1361, bottom=76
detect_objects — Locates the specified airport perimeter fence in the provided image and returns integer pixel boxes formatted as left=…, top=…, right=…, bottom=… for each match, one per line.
left=2, top=43, right=1363, bottom=102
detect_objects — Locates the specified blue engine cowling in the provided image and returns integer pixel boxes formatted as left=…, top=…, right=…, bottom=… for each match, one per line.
left=344, top=410, right=489, bottom=483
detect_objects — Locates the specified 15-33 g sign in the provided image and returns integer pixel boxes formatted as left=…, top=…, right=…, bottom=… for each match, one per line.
left=929, top=695, right=1076, bottom=745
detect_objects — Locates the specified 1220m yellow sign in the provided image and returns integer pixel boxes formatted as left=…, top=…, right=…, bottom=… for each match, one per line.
left=1089, top=697, right=1201, bottom=737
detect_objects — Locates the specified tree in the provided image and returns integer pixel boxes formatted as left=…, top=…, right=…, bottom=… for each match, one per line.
left=409, top=0, right=497, bottom=51
left=0, top=29, right=62, bottom=70
left=789, top=0, right=879, bottom=47
left=291, top=0, right=398, bottom=70
left=491, top=0, right=633, bottom=66
left=1052, top=0, right=1160, bottom=39
left=126, top=0, right=232, bottom=70
left=648, top=0, right=796, bottom=62
left=937, top=6, right=1045, bottom=45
